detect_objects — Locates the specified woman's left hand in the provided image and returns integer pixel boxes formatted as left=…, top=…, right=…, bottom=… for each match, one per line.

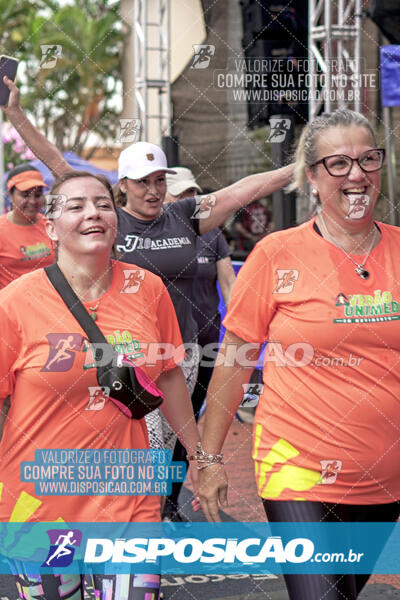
left=198, top=463, right=228, bottom=522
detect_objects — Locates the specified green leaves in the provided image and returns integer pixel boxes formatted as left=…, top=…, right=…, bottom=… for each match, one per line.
left=1, top=0, right=123, bottom=156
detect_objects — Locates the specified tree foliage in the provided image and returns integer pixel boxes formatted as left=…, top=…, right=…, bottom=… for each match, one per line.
left=0, top=0, right=36, bottom=56
left=1, top=0, right=123, bottom=158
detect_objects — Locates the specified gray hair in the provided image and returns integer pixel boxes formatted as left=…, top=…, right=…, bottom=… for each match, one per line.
left=289, top=109, right=377, bottom=198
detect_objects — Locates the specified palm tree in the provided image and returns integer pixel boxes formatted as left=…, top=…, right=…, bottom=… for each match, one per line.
left=23, top=0, right=123, bottom=157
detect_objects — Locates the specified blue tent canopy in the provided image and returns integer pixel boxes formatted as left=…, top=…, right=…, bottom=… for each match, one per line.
left=29, top=151, right=118, bottom=188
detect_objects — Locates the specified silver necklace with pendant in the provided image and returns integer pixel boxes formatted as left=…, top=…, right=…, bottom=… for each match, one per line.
left=318, top=213, right=377, bottom=280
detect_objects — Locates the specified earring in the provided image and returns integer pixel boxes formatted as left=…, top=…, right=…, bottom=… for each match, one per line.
left=312, top=188, right=318, bottom=196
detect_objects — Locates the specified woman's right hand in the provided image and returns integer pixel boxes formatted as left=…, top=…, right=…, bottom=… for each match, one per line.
left=2, top=76, right=20, bottom=114
left=198, top=463, right=228, bottom=522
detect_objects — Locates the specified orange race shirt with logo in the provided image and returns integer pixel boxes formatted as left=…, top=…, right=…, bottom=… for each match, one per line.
left=0, top=213, right=54, bottom=288
left=223, top=219, right=400, bottom=504
left=0, top=261, right=184, bottom=522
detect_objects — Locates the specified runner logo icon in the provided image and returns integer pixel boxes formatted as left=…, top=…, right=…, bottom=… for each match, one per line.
left=319, top=460, right=342, bottom=484
left=39, top=45, right=62, bottom=69
left=121, top=269, right=146, bottom=293
left=192, top=195, right=216, bottom=219
left=42, top=529, right=82, bottom=567
left=268, top=117, right=291, bottom=143
left=191, top=45, right=215, bottom=69
left=86, top=386, right=110, bottom=411
left=241, top=383, right=263, bottom=407
left=41, top=334, right=83, bottom=372
left=118, top=119, right=141, bottom=143
left=335, top=293, right=349, bottom=306
left=273, top=270, right=299, bottom=294
left=45, top=194, right=67, bottom=219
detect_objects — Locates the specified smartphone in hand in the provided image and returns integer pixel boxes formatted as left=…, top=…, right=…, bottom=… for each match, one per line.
left=0, top=56, right=19, bottom=106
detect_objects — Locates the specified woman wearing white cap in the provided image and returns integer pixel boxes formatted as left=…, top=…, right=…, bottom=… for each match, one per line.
left=2, top=81, right=292, bottom=341
left=113, top=143, right=292, bottom=517
left=116, top=141, right=291, bottom=361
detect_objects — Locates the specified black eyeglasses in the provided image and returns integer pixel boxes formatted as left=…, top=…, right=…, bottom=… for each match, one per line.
left=310, top=148, right=385, bottom=177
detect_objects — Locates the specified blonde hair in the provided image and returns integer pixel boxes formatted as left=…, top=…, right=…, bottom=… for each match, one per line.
left=289, top=109, right=377, bottom=199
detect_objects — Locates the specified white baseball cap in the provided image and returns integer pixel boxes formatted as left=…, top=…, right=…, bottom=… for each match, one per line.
left=166, top=167, right=203, bottom=196
left=118, top=142, right=177, bottom=180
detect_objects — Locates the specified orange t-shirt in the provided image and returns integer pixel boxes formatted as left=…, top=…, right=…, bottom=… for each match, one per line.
left=0, top=213, right=54, bottom=289
left=223, top=219, right=400, bottom=504
left=0, top=261, right=184, bottom=522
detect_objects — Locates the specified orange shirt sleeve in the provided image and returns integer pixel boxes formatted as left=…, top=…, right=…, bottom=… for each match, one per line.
left=0, top=299, right=21, bottom=398
left=223, top=242, right=278, bottom=343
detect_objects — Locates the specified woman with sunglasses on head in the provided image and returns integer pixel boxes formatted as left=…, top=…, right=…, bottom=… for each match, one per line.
left=0, top=170, right=201, bottom=599
left=198, top=109, right=400, bottom=599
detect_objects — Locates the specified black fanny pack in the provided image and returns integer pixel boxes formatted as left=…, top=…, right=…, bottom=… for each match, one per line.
left=45, top=264, right=164, bottom=419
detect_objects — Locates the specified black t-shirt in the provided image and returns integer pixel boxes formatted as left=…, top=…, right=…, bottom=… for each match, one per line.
left=116, top=198, right=200, bottom=343
left=192, top=229, right=231, bottom=335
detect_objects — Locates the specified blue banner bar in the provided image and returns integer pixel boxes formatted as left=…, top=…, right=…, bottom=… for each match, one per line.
left=0, top=522, right=399, bottom=574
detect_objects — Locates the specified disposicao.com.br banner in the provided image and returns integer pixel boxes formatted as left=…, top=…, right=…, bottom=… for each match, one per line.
left=0, top=522, right=399, bottom=574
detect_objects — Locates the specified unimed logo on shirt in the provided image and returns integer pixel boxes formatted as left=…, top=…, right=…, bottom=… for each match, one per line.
left=333, top=289, right=400, bottom=324
left=19, top=242, right=51, bottom=261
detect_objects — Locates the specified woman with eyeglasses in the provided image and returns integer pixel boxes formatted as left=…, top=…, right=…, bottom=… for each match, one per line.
left=198, top=109, right=400, bottom=600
